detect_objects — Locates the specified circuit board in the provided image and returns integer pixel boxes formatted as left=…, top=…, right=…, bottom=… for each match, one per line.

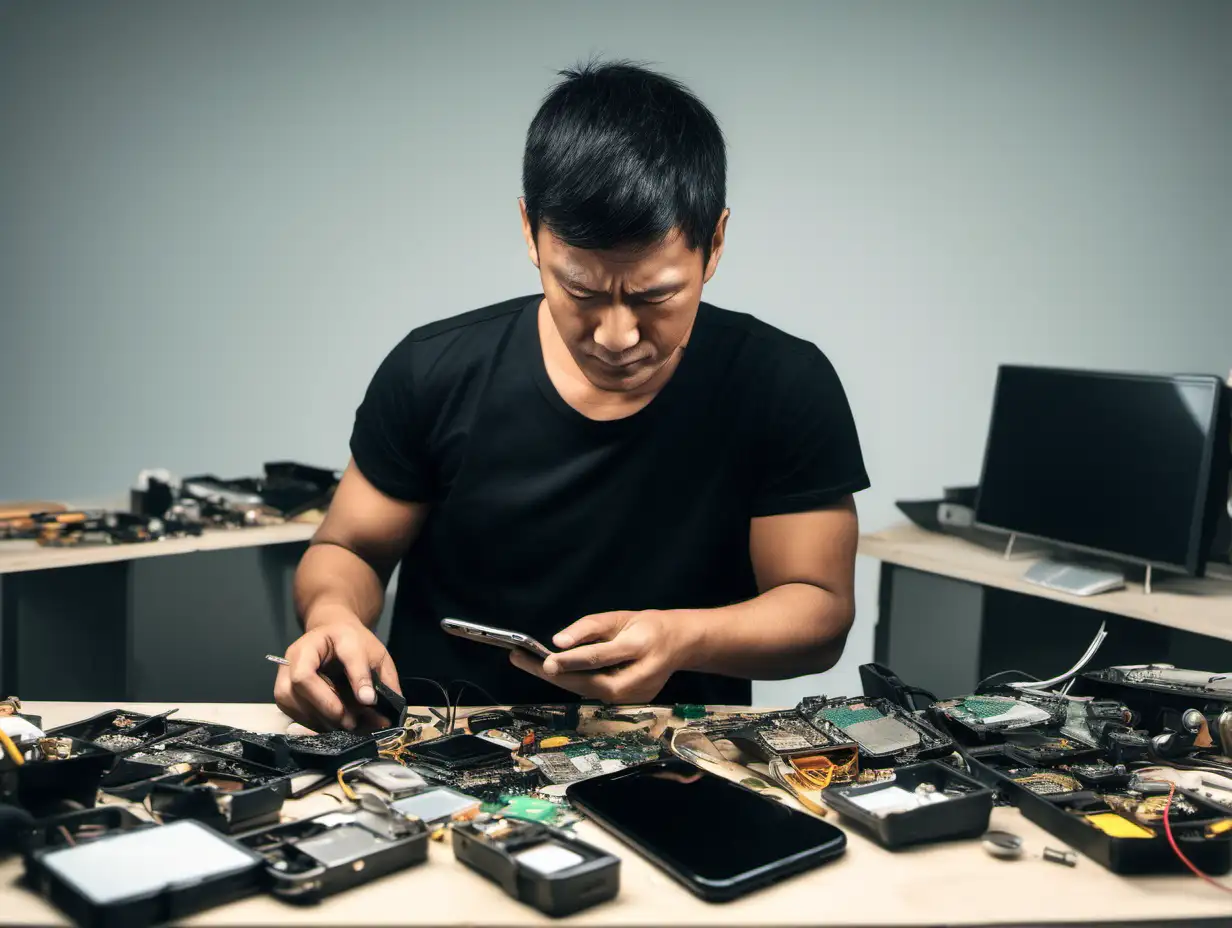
left=798, top=696, right=954, bottom=766
left=934, top=695, right=1062, bottom=734
left=691, top=710, right=845, bottom=759
left=528, top=731, right=661, bottom=785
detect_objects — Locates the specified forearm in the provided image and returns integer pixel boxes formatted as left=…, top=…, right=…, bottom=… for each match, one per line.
left=293, top=541, right=389, bottom=631
left=675, top=582, right=854, bottom=680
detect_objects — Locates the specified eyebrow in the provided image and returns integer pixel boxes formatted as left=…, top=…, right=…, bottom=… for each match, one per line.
left=554, top=271, right=683, bottom=300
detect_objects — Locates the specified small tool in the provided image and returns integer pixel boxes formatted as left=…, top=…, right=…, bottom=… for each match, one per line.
left=263, top=654, right=407, bottom=727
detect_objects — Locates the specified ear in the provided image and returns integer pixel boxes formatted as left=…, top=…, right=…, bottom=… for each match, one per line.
left=702, top=208, right=730, bottom=284
left=518, top=198, right=540, bottom=269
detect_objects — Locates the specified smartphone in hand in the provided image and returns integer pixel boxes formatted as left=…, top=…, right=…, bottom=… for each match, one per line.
left=440, top=618, right=556, bottom=659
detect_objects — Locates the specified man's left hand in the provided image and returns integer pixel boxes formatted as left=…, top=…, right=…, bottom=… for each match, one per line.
left=507, top=610, right=699, bottom=703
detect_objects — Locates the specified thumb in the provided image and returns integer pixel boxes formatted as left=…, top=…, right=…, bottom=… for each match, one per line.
left=554, top=611, right=631, bottom=650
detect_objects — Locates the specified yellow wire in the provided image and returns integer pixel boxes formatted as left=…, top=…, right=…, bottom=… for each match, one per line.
left=336, top=767, right=358, bottom=801
left=0, top=728, right=25, bottom=766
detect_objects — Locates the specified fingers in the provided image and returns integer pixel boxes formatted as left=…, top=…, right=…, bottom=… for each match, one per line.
left=544, top=637, right=639, bottom=675
left=509, top=648, right=661, bottom=704
left=273, top=666, right=344, bottom=733
left=553, top=611, right=631, bottom=649
left=331, top=632, right=376, bottom=707
left=281, top=634, right=351, bottom=730
left=508, top=647, right=546, bottom=678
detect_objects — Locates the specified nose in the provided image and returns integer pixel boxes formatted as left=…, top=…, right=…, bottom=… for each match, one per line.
left=592, top=302, right=641, bottom=354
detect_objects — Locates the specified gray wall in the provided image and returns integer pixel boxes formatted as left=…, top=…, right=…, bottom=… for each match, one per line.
left=2, top=1, right=1230, bottom=703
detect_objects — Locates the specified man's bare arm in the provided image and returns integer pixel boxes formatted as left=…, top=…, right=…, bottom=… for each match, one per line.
left=681, top=496, right=858, bottom=679
left=294, top=461, right=426, bottom=631
left=277, top=460, right=427, bottom=730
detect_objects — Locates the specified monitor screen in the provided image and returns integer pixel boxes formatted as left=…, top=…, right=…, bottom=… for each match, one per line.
left=975, top=366, right=1223, bottom=574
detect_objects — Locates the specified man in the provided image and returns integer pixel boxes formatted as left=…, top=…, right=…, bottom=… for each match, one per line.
left=275, top=61, right=869, bottom=732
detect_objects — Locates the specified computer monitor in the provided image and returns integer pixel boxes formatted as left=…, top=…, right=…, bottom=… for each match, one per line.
left=975, top=365, right=1227, bottom=578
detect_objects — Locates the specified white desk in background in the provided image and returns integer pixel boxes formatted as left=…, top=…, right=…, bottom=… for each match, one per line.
left=858, top=524, right=1232, bottom=698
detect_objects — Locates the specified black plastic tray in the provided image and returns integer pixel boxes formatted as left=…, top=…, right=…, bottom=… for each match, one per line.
left=277, top=731, right=378, bottom=772
left=966, top=745, right=1232, bottom=875
left=823, top=761, right=994, bottom=848
left=1, top=737, right=116, bottom=816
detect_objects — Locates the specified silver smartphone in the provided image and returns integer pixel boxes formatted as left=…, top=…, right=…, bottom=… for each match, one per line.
left=440, top=618, right=555, bottom=659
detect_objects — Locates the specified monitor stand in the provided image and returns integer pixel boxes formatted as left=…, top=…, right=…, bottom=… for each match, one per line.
left=1021, top=559, right=1127, bottom=597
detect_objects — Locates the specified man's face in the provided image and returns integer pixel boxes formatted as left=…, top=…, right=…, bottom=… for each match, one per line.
left=521, top=204, right=728, bottom=393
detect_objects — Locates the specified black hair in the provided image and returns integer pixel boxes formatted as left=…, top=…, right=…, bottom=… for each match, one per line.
left=522, top=60, right=726, bottom=265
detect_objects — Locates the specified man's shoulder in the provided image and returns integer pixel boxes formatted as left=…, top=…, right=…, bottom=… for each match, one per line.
left=407, top=294, right=536, bottom=347
left=701, top=302, right=826, bottom=367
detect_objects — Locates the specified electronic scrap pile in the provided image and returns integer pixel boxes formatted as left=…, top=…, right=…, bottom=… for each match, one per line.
left=0, top=462, right=338, bottom=546
left=0, top=698, right=657, bottom=925
left=922, top=639, right=1232, bottom=878
left=5, top=636, right=1232, bottom=925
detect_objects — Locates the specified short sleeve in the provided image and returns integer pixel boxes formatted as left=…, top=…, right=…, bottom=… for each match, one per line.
left=349, top=338, right=435, bottom=502
left=751, top=343, right=870, bottom=517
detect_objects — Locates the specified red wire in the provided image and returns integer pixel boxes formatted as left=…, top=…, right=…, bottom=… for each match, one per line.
left=1162, top=782, right=1232, bottom=895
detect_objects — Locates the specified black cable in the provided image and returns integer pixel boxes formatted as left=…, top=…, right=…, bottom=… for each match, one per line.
left=905, top=686, right=938, bottom=709
left=398, top=676, right=452, bottom=728
left=447, top=679, right=502, bottom=732
left=975, top=670, right=1039, bottom=693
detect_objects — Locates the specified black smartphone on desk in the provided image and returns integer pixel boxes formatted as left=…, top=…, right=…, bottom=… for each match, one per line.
left=566, top=758, right=846, bottom=901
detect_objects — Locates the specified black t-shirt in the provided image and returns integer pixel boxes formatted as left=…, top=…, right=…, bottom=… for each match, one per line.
left=350, top=295, right=869, bottom=705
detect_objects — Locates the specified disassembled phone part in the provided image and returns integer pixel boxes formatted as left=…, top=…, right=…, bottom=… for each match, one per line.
left=237, top=807, right=429, bottom=904
left=452, top=817, right=620, bottom=917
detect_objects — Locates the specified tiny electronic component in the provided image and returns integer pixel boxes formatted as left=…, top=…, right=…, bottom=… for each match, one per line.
left=982, top=830, right=1024, bottom=860
left=357, top=761, right=427, bottom=796
left=1062, top=762, right=1130, bottom=790
left=451, top=818, right=620, bottom=916
left=1082, top=812, right=1155, bottom=839
left=35, top=738, right=74, bottom=761
left=673, top=705, right=707, bottom=720
left=1007, top=769, right=1083, bottom=796
left=1106, top=730, right=1151, bottom=765
left=1043, top=847, right=1078, bottom=867
left=389, top=787, right=482, bottom=825
left=497, top=796, right=562, bottom=824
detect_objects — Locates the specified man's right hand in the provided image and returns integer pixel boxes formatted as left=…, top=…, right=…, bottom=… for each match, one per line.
left=273, top=608, right=402, bottom=732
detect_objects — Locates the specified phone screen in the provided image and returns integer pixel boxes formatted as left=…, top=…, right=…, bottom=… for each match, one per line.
left=566, top=758, right=845, bottom=892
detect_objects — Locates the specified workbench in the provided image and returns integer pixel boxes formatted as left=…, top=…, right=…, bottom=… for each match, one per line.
left=3, top=702, right=1229, bottom=926
left=0, top=525, right=317, bottom=701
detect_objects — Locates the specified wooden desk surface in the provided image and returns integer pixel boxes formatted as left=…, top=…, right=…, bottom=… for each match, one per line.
left=0, top=523, right=317, bottom=575
left=3, top=702, right=1230, bottom=926
left=859, top=523, right=1232, bottom=642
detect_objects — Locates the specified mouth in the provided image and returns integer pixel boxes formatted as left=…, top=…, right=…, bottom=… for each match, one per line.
left=590, top=354, right=649, bottom=372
